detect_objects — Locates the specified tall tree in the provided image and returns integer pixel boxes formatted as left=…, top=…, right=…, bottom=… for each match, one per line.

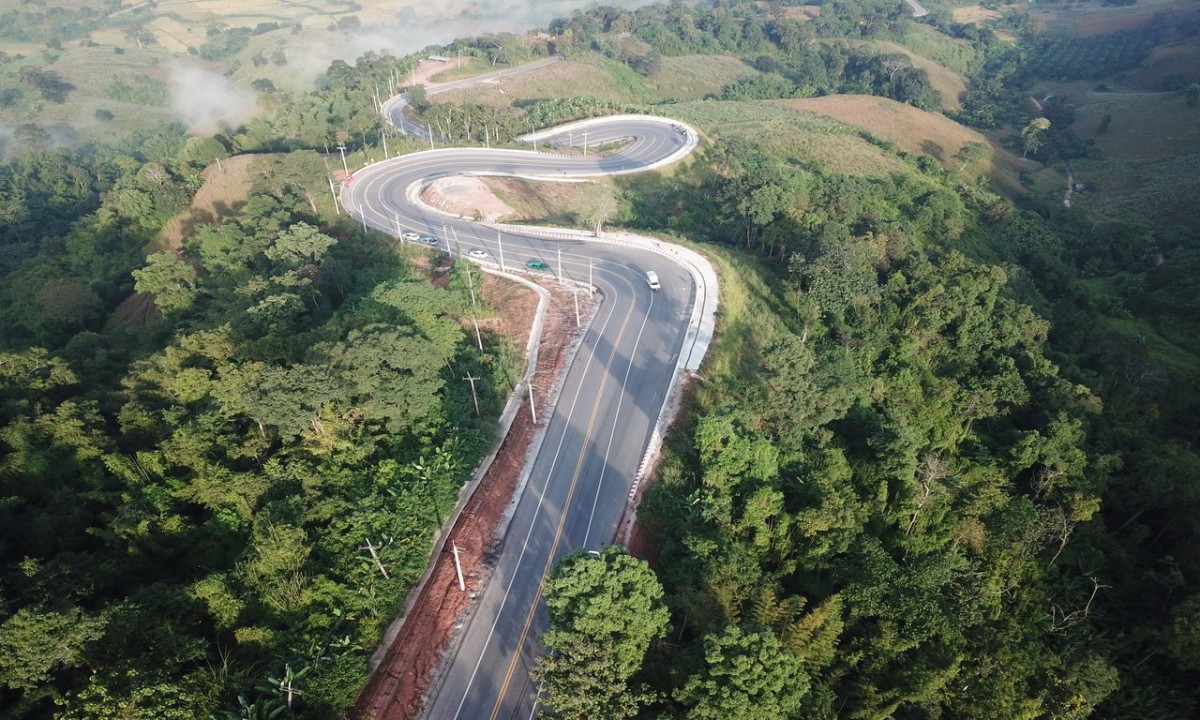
left=675, top=624, right=809, bottom=720
left=535, top=546, right=669, bottom=719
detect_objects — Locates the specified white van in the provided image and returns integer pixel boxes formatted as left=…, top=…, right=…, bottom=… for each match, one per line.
left=646, top=271, right=661, bottom=291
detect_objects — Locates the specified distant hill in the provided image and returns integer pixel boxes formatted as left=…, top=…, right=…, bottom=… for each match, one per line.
left=778, top=94, right=1029, bottom=193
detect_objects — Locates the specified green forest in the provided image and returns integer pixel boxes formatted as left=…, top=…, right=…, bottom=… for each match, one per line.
left=1, top=0, right=1199, bottom=718
left=0, top=124, right=512, bottom=717
left=526, top=2, right=1200, bottom=719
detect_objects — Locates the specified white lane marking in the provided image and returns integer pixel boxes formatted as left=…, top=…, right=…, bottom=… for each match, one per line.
left=450, top=284, right=623, bottom=720
left=582, top=283, right=654, bottom=548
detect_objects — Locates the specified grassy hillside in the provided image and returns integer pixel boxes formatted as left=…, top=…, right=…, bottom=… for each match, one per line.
left=430, top=52, right=762, bottom=109
left=779, top=94, right=1031, bottom=189
left=833, top=38, right=968, bottom=110
left=673, top=99, right=913, bottom=177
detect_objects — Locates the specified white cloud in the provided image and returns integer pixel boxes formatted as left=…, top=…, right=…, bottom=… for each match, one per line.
left=168, top=63, right=258, bottom=134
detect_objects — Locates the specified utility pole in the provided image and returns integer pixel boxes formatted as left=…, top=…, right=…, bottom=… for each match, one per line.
left=336, top=145, right=349, bottom=175
left=463, top=373, right=481, bottom=417
left=465, top=266, right=484, bottom=351
left=573, top=288, right=580, bottom=326
left=360, top=211, right=368, bottom=234
left=428, top=129, right=435, bottom=151
left=381, top=129, right=388, bottom=158
left=588, top=258, right=593, bottom=290
left=557, top=246, right=562, bottom=283
left=279, top=676, right=303, bottom=709
left=497, top=230, right=506, bottom=272
left=583, top=129, right=588, bottom=156
left=452, top=543, right=466, bottom=591
left=328, top=177, right=340, bottom=215
left=360, top=538, right=390, bottom=579
left=394, top=212, right=402, bottom=240
left=528, top=383, right=537, bottom=424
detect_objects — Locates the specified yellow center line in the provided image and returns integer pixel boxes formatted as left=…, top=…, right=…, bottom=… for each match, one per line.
left=487, top=272, right=639, bottom=720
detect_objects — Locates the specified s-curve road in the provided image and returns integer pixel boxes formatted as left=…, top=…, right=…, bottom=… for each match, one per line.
left=343, top=113, right=705, bottom=719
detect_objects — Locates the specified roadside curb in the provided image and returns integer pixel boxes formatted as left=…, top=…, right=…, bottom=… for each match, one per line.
left=366, top=271, right=553, bottom=672
left=415, top=283, right=602, bottom=720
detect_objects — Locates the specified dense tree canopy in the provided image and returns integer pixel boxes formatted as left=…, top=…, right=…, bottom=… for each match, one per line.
left=0, top=141, right=513, bottom=716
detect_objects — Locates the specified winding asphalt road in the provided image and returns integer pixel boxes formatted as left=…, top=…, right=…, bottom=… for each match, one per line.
left=344, top=72, right=705, bottom=720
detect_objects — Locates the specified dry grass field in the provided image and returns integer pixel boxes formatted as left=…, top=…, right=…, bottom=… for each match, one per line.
left=779, top=5, right=821, bottom=21
left=431, top=53, right=760, bottom=110
left=782, top=95, right=982, bottom=163
left=777, top=94, right=1031, bottom=192
left=835, top=38, right=968, bottom=110
left=952, top=5, right=1001, bottom=25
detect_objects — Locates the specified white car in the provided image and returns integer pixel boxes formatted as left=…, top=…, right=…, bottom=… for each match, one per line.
left=467, top=248, right=489, bottom=260
left=646, top=270, right=661, bottom=291
left=401, top=232, right=420, bottom=243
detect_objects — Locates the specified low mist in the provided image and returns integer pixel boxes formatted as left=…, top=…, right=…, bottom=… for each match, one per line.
left=282, top=0, right=649, bottom=88
left=169, top=63, right=258, bottom=134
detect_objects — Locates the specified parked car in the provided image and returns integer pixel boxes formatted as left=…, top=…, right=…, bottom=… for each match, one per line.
left=401, top=232, right=420, bottom=243
left=525, top=258, right=551, bottom=271
left=419, top=235, right=438, bottom=246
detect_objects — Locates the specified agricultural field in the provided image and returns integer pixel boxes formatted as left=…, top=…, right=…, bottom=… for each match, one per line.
left=1025, top=0, right=1197, bottom=37
left=430, top=55, right=647, bottom=111
left=1023, top=27, right=1200, bottom=229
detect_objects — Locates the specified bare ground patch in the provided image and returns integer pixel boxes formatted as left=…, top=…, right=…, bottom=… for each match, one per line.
left=422, top=176, right=515, bottom=222
left=483, top=177, right=599, bottom=227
